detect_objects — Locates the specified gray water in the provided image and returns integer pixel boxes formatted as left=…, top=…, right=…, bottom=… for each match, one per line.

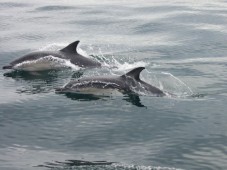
left=1, top=0, right=227, bottom=170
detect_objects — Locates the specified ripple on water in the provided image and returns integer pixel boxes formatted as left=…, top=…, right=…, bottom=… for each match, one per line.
left=15, top=33, right=44, bottom=41
left=35, top=5, right=77, bottom=12
left=0, top=2, right=30, bottom=9
left=183, top=145, right=227, bottom=170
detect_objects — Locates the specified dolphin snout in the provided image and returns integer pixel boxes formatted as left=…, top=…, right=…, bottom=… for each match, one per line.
left=55, top=87, right=70, bottom=93
left=55, top=87, right=64, bottom=93
left=2, top=65, right=13, bottom=69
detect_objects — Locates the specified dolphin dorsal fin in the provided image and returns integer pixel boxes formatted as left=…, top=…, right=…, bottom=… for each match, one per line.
left=122, top=67, right=145, bottom=80
left=60, top=40, right=80, bottom=53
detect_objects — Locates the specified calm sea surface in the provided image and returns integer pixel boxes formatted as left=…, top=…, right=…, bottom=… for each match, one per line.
left=1, top=0, right=227, bottom=170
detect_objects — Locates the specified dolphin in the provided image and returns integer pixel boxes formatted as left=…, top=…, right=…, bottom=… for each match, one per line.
left=2, top=41, right=101, bottom=71
left=56, top=67, right=165, bottom=97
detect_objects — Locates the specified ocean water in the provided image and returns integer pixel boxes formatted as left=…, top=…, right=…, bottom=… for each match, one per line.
left=1, top=0, right=227, bottom=169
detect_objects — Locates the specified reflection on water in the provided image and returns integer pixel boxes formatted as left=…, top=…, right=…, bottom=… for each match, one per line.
left=59, top=92, right=145, bottom=107
left=64, top=93, right=102, bottom=101
left=3, top=70, right=60, bottom=81
left=37, top=160, right=115, bottom=169
left=123, top=93, right=145, bottom=107
left=3, top=70, right=83, bottom=94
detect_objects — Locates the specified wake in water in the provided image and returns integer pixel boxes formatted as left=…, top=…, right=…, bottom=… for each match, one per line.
left=37, top=159, right=184, bottom=170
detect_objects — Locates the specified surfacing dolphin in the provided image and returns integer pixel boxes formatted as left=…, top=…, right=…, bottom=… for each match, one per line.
left=56, top=67, right=165, bottom=97
left=2, top=41, right=101, bottom=71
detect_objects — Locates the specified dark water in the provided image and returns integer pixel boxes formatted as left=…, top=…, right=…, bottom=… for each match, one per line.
left=1, top=0, right=227, bottom=170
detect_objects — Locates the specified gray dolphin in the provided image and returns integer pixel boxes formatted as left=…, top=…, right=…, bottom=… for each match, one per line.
left=56, top=67, right=165, bottom=96
left=2, top=41, right=101, bottom=71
